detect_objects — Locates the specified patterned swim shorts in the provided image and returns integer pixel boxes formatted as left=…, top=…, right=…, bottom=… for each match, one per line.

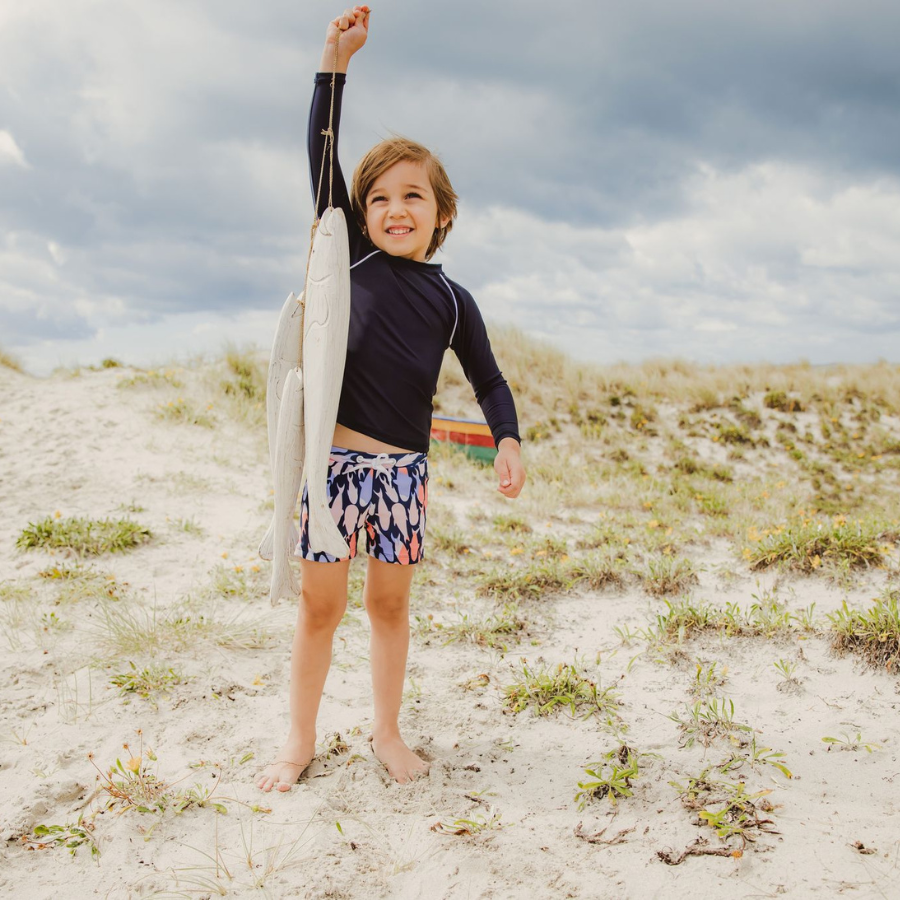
left=296, top=445, right=429, bottom=564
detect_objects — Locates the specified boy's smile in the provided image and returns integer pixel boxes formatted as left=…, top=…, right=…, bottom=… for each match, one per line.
left=364, top=160, right=449, bottom=262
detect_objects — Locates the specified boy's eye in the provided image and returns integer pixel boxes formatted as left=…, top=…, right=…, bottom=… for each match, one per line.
left=405, top=192, right=422, bottom=199
left=369, top=195, right=387, bottom=203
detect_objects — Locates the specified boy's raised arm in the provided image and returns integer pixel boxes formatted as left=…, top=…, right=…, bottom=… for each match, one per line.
left=308, top=7, right=371, bottom=230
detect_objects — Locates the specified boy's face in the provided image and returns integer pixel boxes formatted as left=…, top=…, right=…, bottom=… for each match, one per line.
left=364, top=160, right=449, bottom=262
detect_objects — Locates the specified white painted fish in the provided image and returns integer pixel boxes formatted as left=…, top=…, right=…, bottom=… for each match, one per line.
left=303, top=206, right=351, bottom=557
left=269, top=367, right=305, bottom=605
left=258, top=291, right=304, bottom=561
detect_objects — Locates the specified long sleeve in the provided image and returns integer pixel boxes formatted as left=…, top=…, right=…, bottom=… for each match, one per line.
left=307, top=72, right=371, bottom=260
left=449, top=283, right=522, bottom=447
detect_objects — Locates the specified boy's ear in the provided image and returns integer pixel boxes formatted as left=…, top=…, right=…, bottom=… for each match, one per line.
left=437, top=215, right=450, bottom=229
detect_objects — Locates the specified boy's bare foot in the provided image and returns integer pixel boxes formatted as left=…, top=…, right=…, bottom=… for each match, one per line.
left=256, top=735, right=317, bottom=792
left=371, top=732, right=430, bottom=784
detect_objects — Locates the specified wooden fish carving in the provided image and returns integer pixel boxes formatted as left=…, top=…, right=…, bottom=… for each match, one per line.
left=302, top=207, right=351, bottom=558
left=258, top=290, right=304, bottom=562
left=269, top=367, right=305, bottom=605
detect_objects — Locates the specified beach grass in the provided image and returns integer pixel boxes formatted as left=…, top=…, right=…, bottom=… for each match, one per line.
left=501, top=657, right=620, bottom=724
left=0, top=347, right=25, bottom=372
left=829, top=589, right=900, bottom=671
left=16, top=515, right=152, bottom=557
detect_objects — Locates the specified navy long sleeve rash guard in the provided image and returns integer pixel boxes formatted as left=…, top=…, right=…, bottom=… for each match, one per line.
left=307, top=71, right=521, bottom=454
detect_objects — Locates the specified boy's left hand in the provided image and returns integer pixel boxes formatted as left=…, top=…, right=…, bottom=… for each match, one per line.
left=495, top=438, right=526, bottom=498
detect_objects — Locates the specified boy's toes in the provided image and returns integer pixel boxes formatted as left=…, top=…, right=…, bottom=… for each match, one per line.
left=256, top=775, right=272, bottom=792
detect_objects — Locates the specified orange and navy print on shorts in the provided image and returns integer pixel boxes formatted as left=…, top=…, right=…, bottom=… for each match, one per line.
left=297, top=446, right=429, bottom=564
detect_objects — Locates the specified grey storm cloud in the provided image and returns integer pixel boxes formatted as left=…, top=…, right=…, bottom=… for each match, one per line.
left=1, top=0, right=899, bottom=370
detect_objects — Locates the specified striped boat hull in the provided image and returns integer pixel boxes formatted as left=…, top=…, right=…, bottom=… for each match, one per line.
left=430, top=415, right=497, bottom=464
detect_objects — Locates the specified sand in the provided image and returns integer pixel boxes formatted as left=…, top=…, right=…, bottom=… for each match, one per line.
left=1, top=358, right=898, bottom=900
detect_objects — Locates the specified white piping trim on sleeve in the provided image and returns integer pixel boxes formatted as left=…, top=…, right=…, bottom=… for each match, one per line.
left=350, top=249, right=382, bottom=270
left=439, top=274, right=459, bottom=347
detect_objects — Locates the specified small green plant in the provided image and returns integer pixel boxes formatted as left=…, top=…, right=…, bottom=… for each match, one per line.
left=429, top=526, right=472, bottom=555
left=718, top=737, right=793, bottom=779
left=430, top=807, right=505, bottom=836
left=17, top=515, right=152, bottom=556
left=821, top=731, right=881, bottom=753
left=764, top=390, right=804, bottom=412
left=697, top=783, right=776, bottom=845
left=416, top=603, right=529, bottom=650
left=773, top=658, right=799, bottom=685
left=668, top=698, right=753, bottom=749
left=493, top=514, right=532, bottom=534
left=172, top=516, right=205, bottom=536
left=574, top=745, right=639, bottom=810
left=476, top=557, right=573, bottom=600
left=829, top=591, right=900, bottom=671
left=638, top=554, right=699, bottom=596
left=25, top=813, right=100, bottom=859
left=670, top=768, right=779, bottom=851
left=87, top=731, right=230, bottom=828
left=745, top=517, right=889, bottom=573
left=692, top=661, right=729, bottom=699
left=502, top=657, right=620, bottom=724
left=109, top=662, right=186, bottom=704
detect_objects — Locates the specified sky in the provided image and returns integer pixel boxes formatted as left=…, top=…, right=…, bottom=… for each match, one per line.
left=2, top=0, right=900, bottom=377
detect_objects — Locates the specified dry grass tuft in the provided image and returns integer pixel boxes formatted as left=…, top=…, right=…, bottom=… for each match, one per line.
left=0, top=347, right=25, bottom=373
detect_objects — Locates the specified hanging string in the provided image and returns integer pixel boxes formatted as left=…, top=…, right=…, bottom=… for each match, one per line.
left=299, top=28, right=342, bottom=368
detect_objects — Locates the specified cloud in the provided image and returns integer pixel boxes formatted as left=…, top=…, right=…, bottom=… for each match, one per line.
left=0, top=130, right=29, bottom=168
left=2, top=0, right=900, bottom=374
left=446, top=160, right=900, bottom=365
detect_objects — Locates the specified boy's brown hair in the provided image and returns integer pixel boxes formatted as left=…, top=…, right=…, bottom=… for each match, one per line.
left=350, top=137, right=458, bottom=261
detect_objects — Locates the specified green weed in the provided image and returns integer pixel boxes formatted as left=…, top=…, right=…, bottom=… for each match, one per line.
left=502, top=657, right=621, bottom=724
left=637, top=554, right=699, bottom=596
left=17, top=515, right=152, bottom=556
left=764, top=390, right=804, bottom=412
left=821, top=731, right=881, bottom=753
left=493, top=514, right=532, bottom=534
left=668, top=698, right=753, bottom=748
left=745, top=516, right=890, bottom=573
left=670, top=768, right=779, bottom=850
left=691, top=661, right=729, bottom=699
left=718, top=737, right=793, bottom=779
left=172, top=516, right=205, bottom=536
left=431, top=807, right=505, bottom=836
left=575, top=745, right=639, bottom=810
left=24, top=813, right=100, bottom=859
left=109, top=661, right=186, bottom=705
left=829, top=591, right=900, bottom=671
left=416, top=603, right=529, bottom=650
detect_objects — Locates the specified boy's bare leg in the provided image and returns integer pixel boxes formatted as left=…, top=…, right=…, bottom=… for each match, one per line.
left=364, top=555, right=429, bottom=784
left=256, top=557, right=350, bottom=792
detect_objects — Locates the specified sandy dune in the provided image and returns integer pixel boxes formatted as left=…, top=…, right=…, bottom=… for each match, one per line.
left=1, top=355, right=898, bottom=900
